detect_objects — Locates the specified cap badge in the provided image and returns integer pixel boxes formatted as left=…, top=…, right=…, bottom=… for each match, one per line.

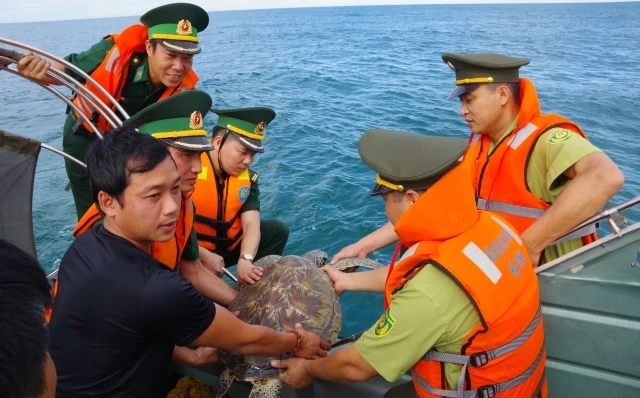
left=254, top=121, right=266, bottom=135
left=189, top=111, right=203, bottom=129
left=176, top=19, right=193, bottom=35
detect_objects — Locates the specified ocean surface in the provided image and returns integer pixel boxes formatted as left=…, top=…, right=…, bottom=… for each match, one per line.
left=1, top=2, right=639, bottom=336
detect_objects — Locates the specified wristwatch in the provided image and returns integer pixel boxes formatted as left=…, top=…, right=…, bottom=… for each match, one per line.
left=241, top=253, right=254, bottom=263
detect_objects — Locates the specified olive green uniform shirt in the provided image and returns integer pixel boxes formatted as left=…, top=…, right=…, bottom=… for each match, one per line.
left=355, top=264, right=479, bottom=388
left=489, top=120, right=602, bottom=263
left=241, top=170, right=261, bottom=213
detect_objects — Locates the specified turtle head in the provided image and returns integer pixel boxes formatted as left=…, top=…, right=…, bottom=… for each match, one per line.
left=302, top=250, right=328, bottom=268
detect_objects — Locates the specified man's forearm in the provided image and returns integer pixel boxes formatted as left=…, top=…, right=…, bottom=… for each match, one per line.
left=240, top=222, right=260, bottom=257
left=347, top=266, right=389, bottom=293
left=304, top=345, right=377, bottom=383
left=359, top=222, right=398, bottom=255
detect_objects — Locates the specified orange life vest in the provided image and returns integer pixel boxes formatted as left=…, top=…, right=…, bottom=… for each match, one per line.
left=387, top=162, right=547, bottom=398
left=463, top=78, right=597, bottom=248
left=72, top=23, right=199, bottom=133
left=191, top=153, right=252, bottom=252
left=72, top=196, right=195, bottom=270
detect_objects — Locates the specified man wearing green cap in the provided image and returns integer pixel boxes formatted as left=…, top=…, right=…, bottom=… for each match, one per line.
left=191, top=107, right=289, bottom=285
left=333, top=53, right=623, bottom=266
left=72, top=90, right=239, bottom=366
left=273, top=129, right=546, bottom=398
left=17, top=2, right=209, bottom=220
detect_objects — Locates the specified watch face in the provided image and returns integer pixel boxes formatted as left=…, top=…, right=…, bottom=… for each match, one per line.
left=243, top=254, right=254, bottom=261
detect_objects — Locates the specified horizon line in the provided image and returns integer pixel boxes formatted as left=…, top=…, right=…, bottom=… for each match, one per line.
left=1, top=1, right=638, bottom=25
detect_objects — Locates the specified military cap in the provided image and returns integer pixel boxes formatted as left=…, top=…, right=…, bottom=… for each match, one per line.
left=124, top=90, right=214, bottom=152
left=140, top=3, right=209, bottom=54
left=442, top=53, right=530, bottom=99
left=211, top=107, right=276, bottom=153
left=359, top=129, right=468, bottom=196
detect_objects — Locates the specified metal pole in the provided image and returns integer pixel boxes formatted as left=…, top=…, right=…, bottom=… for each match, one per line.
left=0, top=51, right=122, bottom=132
left=40, top=144, right=85, bottom=167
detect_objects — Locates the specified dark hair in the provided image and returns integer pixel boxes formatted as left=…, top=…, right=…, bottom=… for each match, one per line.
left=0, top=239, right=52, bottom=398
left=212, top=125, right=229, bottom=138
left=149, top=39, right=159, bottom=52
left=86, top=125, right=172, bottom=211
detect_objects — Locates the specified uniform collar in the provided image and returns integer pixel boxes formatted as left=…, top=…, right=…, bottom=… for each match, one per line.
left=132, top=56, right=151, bottom=84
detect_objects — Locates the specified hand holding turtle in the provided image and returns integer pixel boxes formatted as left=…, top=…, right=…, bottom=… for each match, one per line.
left=291, top=323, right=330, bottom=360
left=272, top=357, right=314, bottom=389
left=237, top=258, right=263, bottom=285
left=330, top=242, right=367, bottom=264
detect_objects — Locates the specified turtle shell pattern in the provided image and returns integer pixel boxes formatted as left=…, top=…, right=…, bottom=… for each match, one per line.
left=219, top=253, right=342, bottom=381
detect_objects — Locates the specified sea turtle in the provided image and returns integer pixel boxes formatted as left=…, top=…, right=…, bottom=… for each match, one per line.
left=331, top=257, right=384, bottom=272
left=211, top=250, right=341, bottom=398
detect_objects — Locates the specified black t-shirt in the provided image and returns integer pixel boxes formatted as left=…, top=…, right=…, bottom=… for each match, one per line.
left=49, top=225, right=215, bottom=398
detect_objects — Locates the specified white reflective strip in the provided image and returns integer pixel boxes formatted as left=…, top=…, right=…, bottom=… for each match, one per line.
left=398, top=243, right=419, bottom=262
left=509, top=122, right=538, bottom=149
left=104, top=48, right=120, bottom=72
left=491, top=215, right=523, bottom=246
left=463, top=242, right=502, bottom=284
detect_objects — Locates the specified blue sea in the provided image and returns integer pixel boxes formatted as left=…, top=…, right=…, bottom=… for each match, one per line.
left=1, top=2, right=639, bottom=336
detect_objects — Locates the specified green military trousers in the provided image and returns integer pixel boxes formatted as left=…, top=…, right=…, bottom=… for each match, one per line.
left=62, top=113, right=98, bottom=220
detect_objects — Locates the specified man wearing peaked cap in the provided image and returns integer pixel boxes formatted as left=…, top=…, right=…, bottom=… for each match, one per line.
left=17, top=2, right=210, bottom=220
left=191, top=107, right=289, bottom=285
left=273, top=129, right=546, bottom=398
left=439, top=52, right=623, bottom=264
left=73, top=91, right=240, bottom=367
left=334, top=53, right=624, bottom=266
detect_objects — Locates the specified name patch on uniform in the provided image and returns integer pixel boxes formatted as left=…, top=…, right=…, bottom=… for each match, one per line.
left=197, top=167, right=208, bottom=180
left=374, top=308, right=396, bottom=338
left=238, top=186, right=250, bottom=203
left=546, top=130, right=574, bottom=145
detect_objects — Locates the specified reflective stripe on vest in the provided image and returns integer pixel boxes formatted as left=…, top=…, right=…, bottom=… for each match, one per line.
left=476, top=198, right=597, bottom=243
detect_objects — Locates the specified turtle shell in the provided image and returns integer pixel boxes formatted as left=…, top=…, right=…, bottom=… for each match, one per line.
left=220, top=254, right=342, bottom=381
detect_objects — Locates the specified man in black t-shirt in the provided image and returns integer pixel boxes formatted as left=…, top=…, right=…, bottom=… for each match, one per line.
left=48, top=126, right=329, bottom=398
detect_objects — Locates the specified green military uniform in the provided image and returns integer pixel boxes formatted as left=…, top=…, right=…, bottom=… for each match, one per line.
left=124, top=89, right=214, bottom=262
left=442, top=52, right=603, bottom=263
left=62, top=3, right=209, bottom=220
left=355, top=130, right=478, bottom=397
left=200, top=107, right=289, bottom=266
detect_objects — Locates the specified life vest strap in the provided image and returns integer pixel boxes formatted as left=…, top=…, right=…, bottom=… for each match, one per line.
left=195, top=214, right=233, bottom=232
left=476, top=198, right=545, bottom=220
left=416, top=307, right=544, bottom=397
left=413, top=344, right=545, bottom=398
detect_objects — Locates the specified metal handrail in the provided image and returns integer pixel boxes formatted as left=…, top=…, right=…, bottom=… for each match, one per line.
left=0, top=37, right=129, bottom=123
left=559, top=195, right=640, bottom=239
left=536, top=195, right=640, bottom=274
left=0, top=50, right=122, bottom=132
left=0, top=47, right=123, bottom=135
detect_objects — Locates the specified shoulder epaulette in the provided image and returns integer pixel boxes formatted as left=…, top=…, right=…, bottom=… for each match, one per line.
left=249, top=169, right=259, bottom=183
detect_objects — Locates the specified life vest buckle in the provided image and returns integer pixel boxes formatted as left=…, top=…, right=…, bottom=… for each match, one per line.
left=478, top=385, right=496, bottom=398
left=470, top=352, right=489, bottom=366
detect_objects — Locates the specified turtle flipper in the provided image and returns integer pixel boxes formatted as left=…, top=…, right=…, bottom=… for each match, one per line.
left=211, top=369, right=234, bottom=398
left=248, top=379, right=282, bottom=398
